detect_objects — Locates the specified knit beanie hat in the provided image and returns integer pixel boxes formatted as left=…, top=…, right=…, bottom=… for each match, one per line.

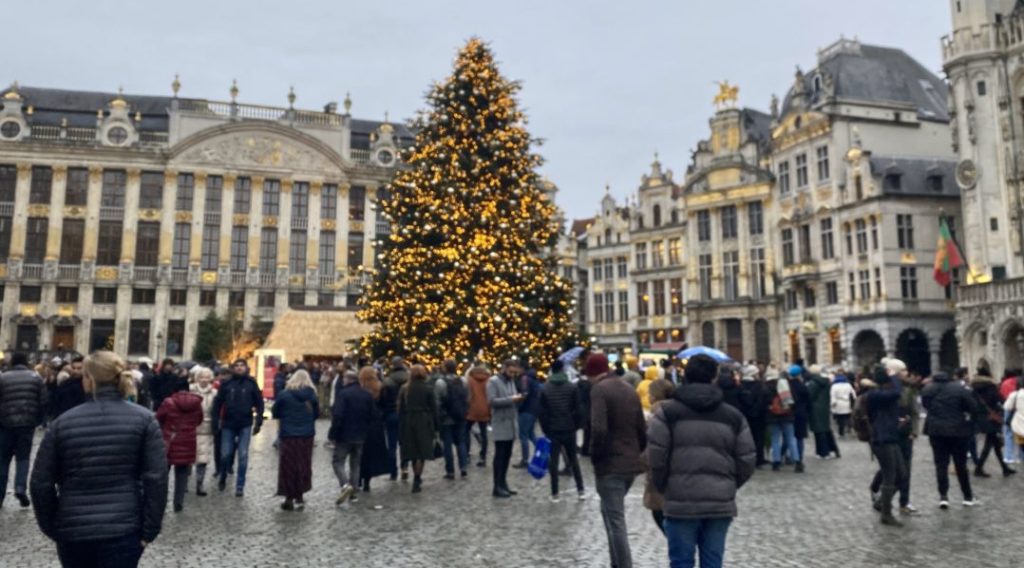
left=788, top=364, right=803, bottom=377
left=741, top=364, right=759, bottom=382
left=583, top=353, right=609, bottom=378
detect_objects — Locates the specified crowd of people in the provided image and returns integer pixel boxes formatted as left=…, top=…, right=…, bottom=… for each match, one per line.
left=2, top=346, right=1024, bottom=568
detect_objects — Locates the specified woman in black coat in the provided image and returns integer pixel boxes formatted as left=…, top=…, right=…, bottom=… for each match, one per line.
left=358, top=366, right=391, bottom=493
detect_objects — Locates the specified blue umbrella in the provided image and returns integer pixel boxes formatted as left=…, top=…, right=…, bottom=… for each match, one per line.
left=677, top=345, right=733, bottom=363
left=558, top=346, right=585, bottom=364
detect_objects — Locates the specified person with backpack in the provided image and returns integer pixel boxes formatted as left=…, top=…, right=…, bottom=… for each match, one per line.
left=764, top=368, right=802, bottom=472
left=538, top=359, right=586, bottom=502
left=0, top=352, right=46, bottom=508
left=435, top=359, right=470, bottom=480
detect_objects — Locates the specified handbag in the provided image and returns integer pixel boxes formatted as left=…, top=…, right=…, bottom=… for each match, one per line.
left=1009, top=392, right=1024, bottom=438
left=432, top=438, right=443, bottom=460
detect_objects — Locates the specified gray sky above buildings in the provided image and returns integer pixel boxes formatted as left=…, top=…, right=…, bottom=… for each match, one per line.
left=7, top=0, right=951, bottom=221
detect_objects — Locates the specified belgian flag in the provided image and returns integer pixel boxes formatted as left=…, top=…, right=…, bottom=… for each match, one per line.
left=933, top=217, right=965, bottom=287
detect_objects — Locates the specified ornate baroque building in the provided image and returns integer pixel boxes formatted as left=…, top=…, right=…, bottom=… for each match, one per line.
left=0, top=80, right=411, bottom=358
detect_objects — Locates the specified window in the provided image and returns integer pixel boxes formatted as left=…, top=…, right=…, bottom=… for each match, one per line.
left=992, top=217, right=999, bottom=231
left=651, top=240, right=664, bottom=268
left=289, top=291, right=306, bottom=307
left=60, top=219, right=84, bottom=264
left=848, top=272, right=856, bottom=301
left=604, top=291, right=615, bottom=323
left=0, top=216, right=9, bottom=262
left=199, top=289, right=216, bottom=306
left=229, top=291, right=245, bottom=308
left=347, top=232, right=364, bottom=270
left=603, top=258, right=614, bottom=281
left=593, top=262, right=602, bottom=282
left=65, top=167, right=88, bottom=206
left=977, top=80, right=987, bottom=96
left=175, top=173, right=194, bottom=211
left=871, top=218, right=879, bottom=250
left=670, top=277, right=683, bottom=315
left=854, top=174, right=863, bottom=200
left=0, top=165, right=13, bottom=202
left=20, top=285, right=42, bottom=302
left=131, top=288, right=156, bottom=304
left=859, top=269, right=871, bottom=299
left=128, top=320, right=151, bottom=355
left=618, top=291, right=629, bottom=321
left=321, top=184, right=338, bottom=219
left=781, top=228, right=794, bottom=266
left=318, top=292, right=335, bottom=307
left=884, top=174, right=902, bottom=192
left=816, top=146, right=830, bottom=181
left=668, top=239, right=681, bottom=265
left=593, top=293, right=604, bottom=324
left=804, top=286, right=816, bottom=308
left=747, top=202, right=763, bottom=235
left=617, top=256, right=628, bottom=278
left=166, top=320, right=185, bottom=357
left=653, top=204, right=662, bottom=227
left=785, top=289, right=798, bottom=311
left=169, top=289, right=187, bottom=306
left=97, top=221, right=122, bottom=266
left=349, top=185, right=366, bottom=221
left=635, top=243, right=647, bottom=270
left=24, top=218, right=47, bottom=263
left=135, top=222, right=160, bottom=267
left=56, top=286, right=78, bottom=303
left=30, top=166, right=52, bottom=204
left=320, top=231, right=336, bottom=271
left=172, top=223, right=190, bottom=269
left=799, top=224, right=812, bottom=262
left=262, top=179, right=281, bottom=216
left=795, top=153, right=808, bottom=187
left=844, top=223, right=853, bottom=255
left=653, top=280, right=666, bottom=315
left=93, top=287, right=117, bottom=304
left=826, top=281, right=839, bottom=305
left=699, top=254, right=713, bottom=301
left=855, top=219, right=868, bottom=253
left=897, top=214, right=914, bottom=249
left=292, top=181, right=309, bottom=220
left=231, top=227, right=248, bottom=271
left=820, top=218, right=834, bottom=259
left=139, top=171, right=163, bottom=209
left=233, top=176, right=251, bottom=214
left=721, top=206, right=737, bottom=239
left=201, top=224, right=219, bottom=270
left=260, top=228, right=278, bottom=271
left=778, top=161, right=790, bottom=193
left=927, top=175, right=944, bottom=192
left=90, top=320, right=115, bottom=352
left=875, top=267, right=883, bottom=297
left=723, top=251, right=739, bottom=300
left=101, top=170, right=126, bottom=208
left=750, top=248, right=766, bottom=299
left=205, top=175, right=223, bottom=215
left=697, top=210, right=711, bottom=241
left=290, top=230, right=307, bottom=274
left=636, top=282, right=649, bottom=317
left=258, top=291, right=276, bottom=307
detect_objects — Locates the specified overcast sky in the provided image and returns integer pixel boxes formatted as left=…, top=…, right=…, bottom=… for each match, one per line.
left=7, top=0, right=952, bottom=220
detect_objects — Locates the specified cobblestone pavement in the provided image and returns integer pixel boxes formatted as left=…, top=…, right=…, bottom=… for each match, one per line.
left=3, top=422, right=1024, bottom=567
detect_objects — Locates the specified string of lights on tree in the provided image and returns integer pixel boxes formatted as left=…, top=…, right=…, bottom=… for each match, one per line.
left=358, top=38, right=577, bottom=368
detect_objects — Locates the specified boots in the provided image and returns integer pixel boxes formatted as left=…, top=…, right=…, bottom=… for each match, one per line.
left=878, top=486, right=902, bottom=527
left=412, top=476, right=422, bottom=494
left=974, top=466, right=991, bottom=478
left=196, top=479, right=207, bottom=497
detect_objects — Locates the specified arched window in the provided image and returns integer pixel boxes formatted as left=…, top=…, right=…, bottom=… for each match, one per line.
left=653, top=205, right=662, bottom=227
left=637, top=215, right=644, bottom=229
left=604, top=228, right=612, bottom=244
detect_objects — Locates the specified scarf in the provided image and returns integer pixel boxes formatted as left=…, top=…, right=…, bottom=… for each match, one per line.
left=777, top=377, right=794, bottom=408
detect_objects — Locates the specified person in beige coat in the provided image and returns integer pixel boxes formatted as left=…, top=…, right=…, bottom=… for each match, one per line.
left=190, top=367, right=217, bottom=496
left=643, top=378, right=676, bottom=534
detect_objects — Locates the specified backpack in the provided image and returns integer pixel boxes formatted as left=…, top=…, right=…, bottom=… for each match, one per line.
left=443, top=377, right=469, bottom=422
left=852, top=395, right=872, bottom=442
left=768, top=394, right=789, bottom=416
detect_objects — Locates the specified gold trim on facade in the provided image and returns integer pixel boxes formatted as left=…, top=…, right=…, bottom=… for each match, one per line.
left=63, top=206, right=86, bottom=218
left=26, top=204, right=49, bottom=217
left=201, top=271, right=218, bottom=284
left=321, top=219, right=336, bottom=231
left=232, top=214, right=250, bottom=226
left=95, top=266, right=118, bottom=281
left=139, top=209, right=161, bottom=221
left=263, top=216, right=278, bottom=227
left=174, top=211, right=193, bottom=223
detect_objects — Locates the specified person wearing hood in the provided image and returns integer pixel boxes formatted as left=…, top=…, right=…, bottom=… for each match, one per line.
left=379, top=356, right=409, bottom=480
left=865, top=366, right=907, bottom=526
left=464, top=364, right=492, bottom=468
left=922, top=370, right=980, bottom=509
left=647, top=354, right=755, bottom=568
left=274, top=370, right=319, bottom=510
left=787, top=366, right=812, bottom=465
left=211, top=359, right=264, bottom=497
left=156, top=380, right=204, bottom=513
left=830, top=372, right=856, bottom=437
left=868, top=359, right=921, bottom=516
left=636, top=366, right=660, bottom=415
left=764, top=367, right=802, bottom=472
left=806, top=365, right=839, bottom=459
left=971, top=371, right=1016, bottom=477
left=622, top=355, right=642, bottom=389
left=539, top=359, right=586, bottom=502
left=737, top=364, right=768, bottom=468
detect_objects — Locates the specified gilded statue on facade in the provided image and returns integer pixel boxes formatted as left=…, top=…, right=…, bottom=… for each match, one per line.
left=714, top=81, right=739, bottom=109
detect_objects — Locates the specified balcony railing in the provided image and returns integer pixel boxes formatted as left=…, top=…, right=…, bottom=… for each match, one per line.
left=291, top=216, right=308, bottom=230
left=58, top=264, right=80, bottom=280
left=99, top=207, right=124, bottom=221
left=781, top=261, right=819, bottom=282
left=171, top=269, right=189, bottom=284
left=230, top=271, right=247, bottom=286
left=351, top=148, right=371, bottom=163
left=0, top=202, right=13, bottom=217
left=204, top=212, right=221, bottom=226
left=176, top=99, right=344, bottom=127
left=957, top=277, right=1024, bottom=308
left=319, top=273, right=337, bottom=288
left=21, top=264, right=43, bottom=279
left=258, top=272, right=276, bottom=287
left=134, top=266, right=158, bottom=283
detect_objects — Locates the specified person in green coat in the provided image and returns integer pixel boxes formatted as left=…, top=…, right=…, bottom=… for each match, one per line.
left=806, top=365, right=840, bottom=459
left=399, top=364, right=439, bottom=493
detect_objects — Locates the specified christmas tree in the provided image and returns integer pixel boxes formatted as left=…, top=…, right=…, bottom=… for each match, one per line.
left=358, top=38, right=575, bottom=367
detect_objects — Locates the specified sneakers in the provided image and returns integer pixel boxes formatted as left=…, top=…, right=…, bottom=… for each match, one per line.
left=550, top=495, right=561, bottom=503
left=794, top=462, right=805, bottom=473
left=962, top=498, right=981, bottom=507
left=349, top=494, right=359, bottom=504
left=336, top=484, right=355, bottom=505
left=974, top=468, right=991, bottom=478
left=899, top=505, right=920, bottom=516
left=235, top=488, right=244, bottom=498
left=577, top=491, right=587, bottom=501
left=461, top=470, right=468, bottom=479
left=280, top=501, right=294, bottom=511
left=218, top=478, right=226, bottom=492
left=938, top=499, right=950, bottom=510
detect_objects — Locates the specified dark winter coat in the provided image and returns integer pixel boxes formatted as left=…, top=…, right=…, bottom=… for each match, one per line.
left=716, top=374, right=740, bottom=411
left=647, top=383, right=755, bottom=519
left=273, top=372, right=288, bottom=399
left=51, top=376, right=87, bottom=418
left=737, top=380, right=766, bottom=423
left=30, top=385, right=168, bottom=544
left=790, top=378, right=811, bottom=439
left=0, top=365, right=47, bottom=428
left=329, top=382, right=375, bottom=444
left=379, top=366, right=410, bottom=415
left=399, top=376, right=438, bottom=461
left=922, top=375, right=979, bottom=438
left=517, top=372, right=542, bottom=416
left=150, top=370, right=180, bottom=412
left=805, top=373, right=833, bottom=434
left=866, top=381, right=903, bottom=445
left=211, top=374, right=265, bottom=431
left=156, top=390, right=204, bottom=466
left=538, top=373, right=581, bottom=436
left=273, top=386, right=319, bottom=439
left=590, top=374, right=647, bottom=477
left=360, top=395, right=391, bottom=480
left=972, top=378, right=1004, bottom=435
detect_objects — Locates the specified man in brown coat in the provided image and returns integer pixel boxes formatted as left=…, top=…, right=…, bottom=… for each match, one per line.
left=588, top=353, right=647, bottom=568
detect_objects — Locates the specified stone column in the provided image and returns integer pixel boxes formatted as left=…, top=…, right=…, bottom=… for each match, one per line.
left=121, top=168, right=141, bottom=264
left=307, top=181, right=322, bottom=271
left=247, top=176, right=264, bottom=270
left=8, top=163, right=32, bottom=260
left=158, top=171, right=177, bottom=266
left=219, top=174, right=235, bottom=268
left=115, top=284, right=131, bottom=355
left=362, top=184, right=376, bottom=271
left=46, top=165, right=67, bottom=261
left=278, top=179, right=293, bottom=274
left=153, top=287, right=169, bottom=360
left=338, top=183, right=351, bottom=275
left=189, top=172, right=207, bottom=267
left=82, top=166, right=103, bottom=263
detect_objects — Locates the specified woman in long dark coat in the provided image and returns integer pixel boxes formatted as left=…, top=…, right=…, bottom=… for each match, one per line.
left=272, top=370, right=319, bottom=510
left=358, top=366, right=391, bottom=493
left=398, top=364, right=438, bottom=493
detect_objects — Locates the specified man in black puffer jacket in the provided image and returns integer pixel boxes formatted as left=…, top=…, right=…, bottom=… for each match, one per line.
left=922, top=371, right=980, bottom=508
left=647, top=354, right=755, bottom=567
left=0, top=352, right=46, bottom=507
left=538, top=359, right=585, bottom=501
left=211, top=359, right=264, bottom=497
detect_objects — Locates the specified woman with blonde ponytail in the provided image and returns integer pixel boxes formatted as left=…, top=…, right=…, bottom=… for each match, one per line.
left=30, top=350, right=169, bottom=567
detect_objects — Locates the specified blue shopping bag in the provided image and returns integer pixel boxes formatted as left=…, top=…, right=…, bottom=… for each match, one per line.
left=528, top=436, right=552, bottom=479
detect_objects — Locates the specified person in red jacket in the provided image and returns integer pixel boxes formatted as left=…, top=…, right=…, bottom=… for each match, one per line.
left=156, top=382, right=204, bottom=512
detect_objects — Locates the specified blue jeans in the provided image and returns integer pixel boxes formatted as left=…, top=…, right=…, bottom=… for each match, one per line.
left=770, top=422, right=800, bottom=464
left=0, top=425, right=33, bottom=496
left=219, top=426, right=252, bottom=490
left=441, top=422, right=468, bottom=475
left=1004, top=412, right=1020, bottom=462
left=517, top=412, right=537, bottom=463
left=384, top=411, right=400, bottom=478
left=663, top=517, right=732, bottom=568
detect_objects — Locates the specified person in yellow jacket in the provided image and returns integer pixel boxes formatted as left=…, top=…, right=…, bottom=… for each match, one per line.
left=636, top=365, right=661, bottom=414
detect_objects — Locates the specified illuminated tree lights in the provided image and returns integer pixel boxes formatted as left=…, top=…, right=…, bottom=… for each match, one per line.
left=357, top=38, right=575, bottom=368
